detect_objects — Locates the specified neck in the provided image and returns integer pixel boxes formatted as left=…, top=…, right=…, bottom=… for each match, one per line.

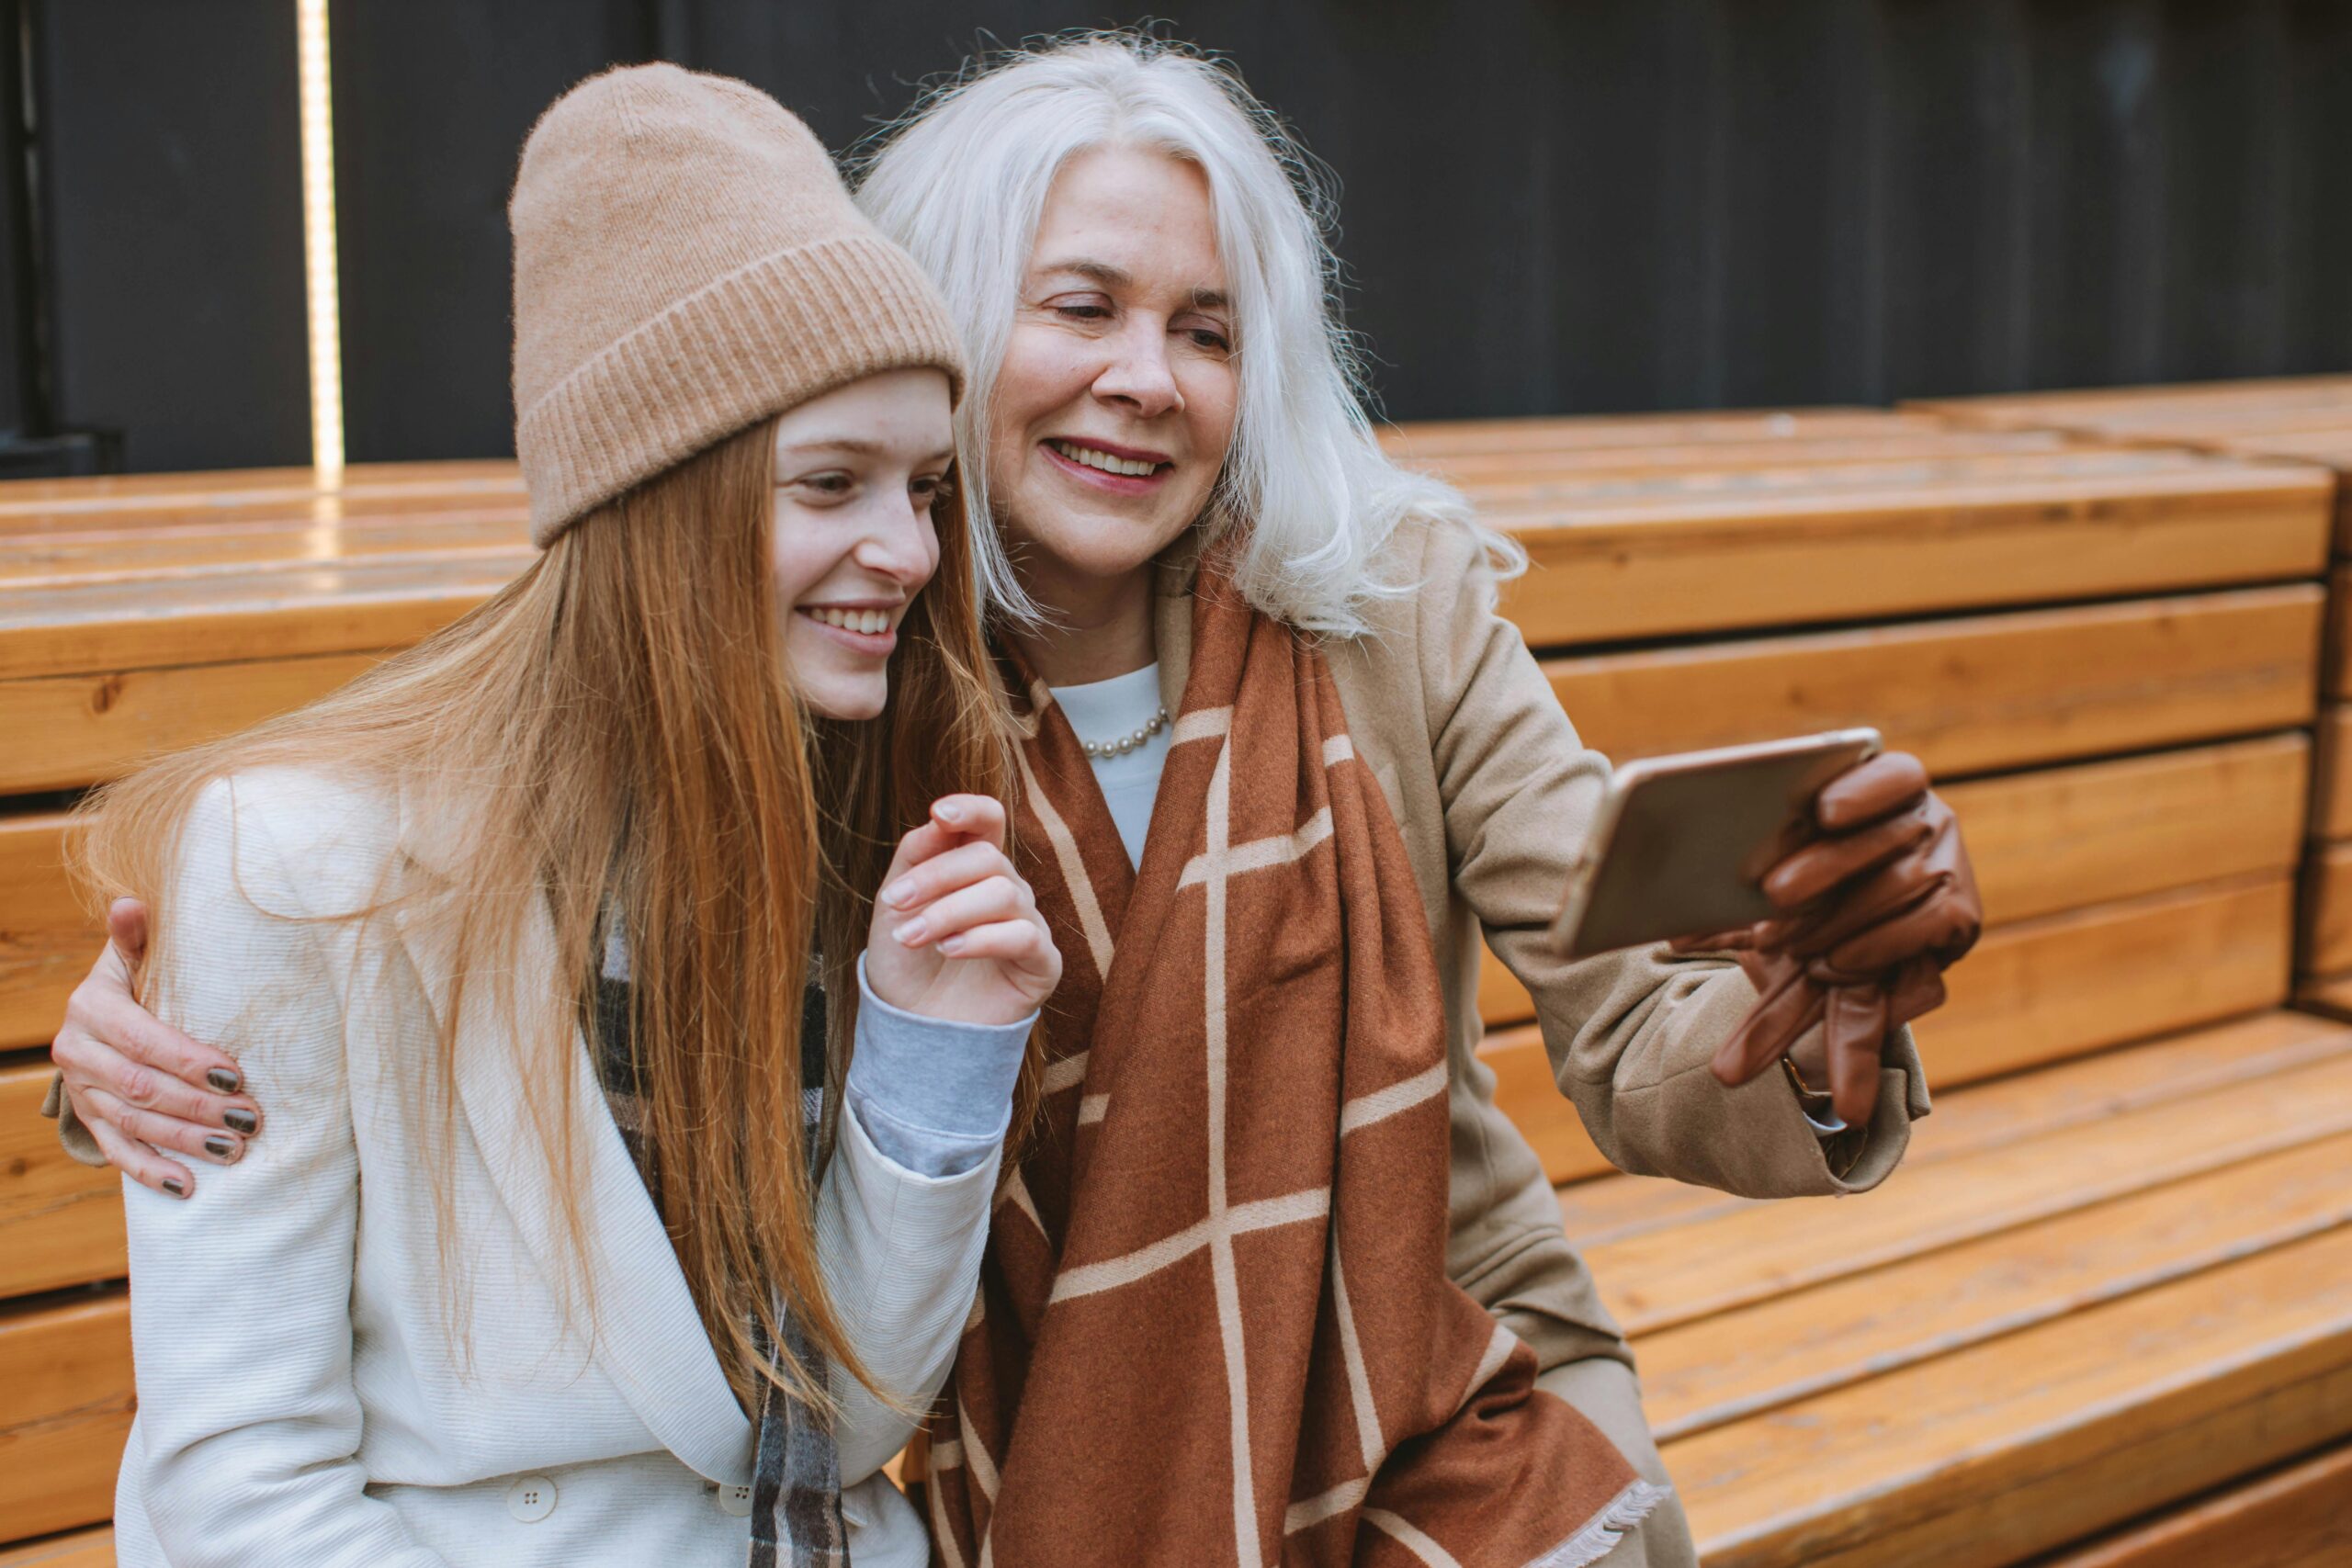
left=1008, top=559, right=1158, bottom=687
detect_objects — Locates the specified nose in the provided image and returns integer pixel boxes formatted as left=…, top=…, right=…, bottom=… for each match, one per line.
left=1091, top=315, right=1184, bottom=420
left=848, top=491, right=940, bottom=589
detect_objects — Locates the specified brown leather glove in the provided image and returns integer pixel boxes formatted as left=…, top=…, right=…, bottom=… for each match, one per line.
left=1673, top=751, right=1983, bottom=1126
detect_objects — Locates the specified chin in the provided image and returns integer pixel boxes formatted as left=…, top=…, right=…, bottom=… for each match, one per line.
left=800, top=673, right=889, bottom=724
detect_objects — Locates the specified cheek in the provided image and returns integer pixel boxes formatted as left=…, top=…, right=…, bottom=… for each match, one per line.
left=768, top=503, right=834, bottom=602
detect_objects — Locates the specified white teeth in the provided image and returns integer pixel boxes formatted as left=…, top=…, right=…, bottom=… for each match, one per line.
left=808, top=607, right=892, bottom=634
left=1052, top=440, right=1159, bottom=478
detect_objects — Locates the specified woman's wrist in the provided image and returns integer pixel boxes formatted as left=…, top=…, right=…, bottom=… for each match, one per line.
left=846, top=953, right=1034, bottom=1155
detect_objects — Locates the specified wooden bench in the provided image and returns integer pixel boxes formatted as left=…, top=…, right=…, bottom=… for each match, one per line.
left=1388, top=408, right=2350, bottom=1561
left=5, top=414, right=2347, bottom=1563
left=1916, top=377, right=2352, bottom=1031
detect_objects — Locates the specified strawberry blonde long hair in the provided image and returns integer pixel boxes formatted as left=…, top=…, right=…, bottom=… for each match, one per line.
left=74, top=417, right=1024, bottom=1413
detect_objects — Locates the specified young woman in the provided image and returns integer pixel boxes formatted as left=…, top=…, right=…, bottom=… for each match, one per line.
left=52, top=34, right=1980, bottom=1568
left=71, top=65, right=1058, bottom=1568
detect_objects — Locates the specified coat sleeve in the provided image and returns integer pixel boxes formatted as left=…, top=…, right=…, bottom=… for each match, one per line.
left=120, top=778, right=451, bottom=1568
left=1418, top=524, right=1929, bottom=1198
left=815, top=1054, right=1006, bottom=1482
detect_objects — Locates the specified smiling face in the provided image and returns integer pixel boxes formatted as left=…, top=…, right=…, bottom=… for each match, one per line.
left=987, top=146, right=1241, bottom=608
left=769, top=367, right=957, bottom=720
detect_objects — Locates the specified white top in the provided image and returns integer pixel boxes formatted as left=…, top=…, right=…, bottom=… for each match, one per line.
left=111, top=771, right=1000, bottom=1568
left=1050, top=662, right=1170, bottom=868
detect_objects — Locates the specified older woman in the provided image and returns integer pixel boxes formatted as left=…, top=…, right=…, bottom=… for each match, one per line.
left=51, top=33, right=1978, bottom=1568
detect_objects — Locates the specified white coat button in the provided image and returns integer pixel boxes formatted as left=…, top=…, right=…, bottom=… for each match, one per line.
left=506, top=1474, right=558, bottom=1523
left=718, top=1482, right=754, bottom=1517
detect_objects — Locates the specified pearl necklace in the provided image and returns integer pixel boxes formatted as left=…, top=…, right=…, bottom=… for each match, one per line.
left=1079, top=704, right=1170, bottom=760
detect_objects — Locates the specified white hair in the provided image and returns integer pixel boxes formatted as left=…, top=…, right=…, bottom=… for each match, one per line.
left=851, top=32, right=1523, bottom=637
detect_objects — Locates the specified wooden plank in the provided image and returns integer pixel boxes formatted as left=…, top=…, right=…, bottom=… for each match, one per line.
left=1666, top=1226, right=2352, bottom=1568
left=1544, top=586, right=2323, bottom=777
left=1380, top=408, right=1944, bottom=458
left=1587, top=1045, right=2352, bottom=1337
left=1484, top=457, right=2329, bottom=648
left=0, top=558, right=520, bottom=682
left=1938, top=736, right=2307, bottom=927
left=0, top=1527, right=115, bottom=1567
left=0, top=814, right=88, bottom=1052
left=1417, top=428, right=2074, bottom=481
left=0, top=458, right=521, bottom=514
left=0, top=1292, right=132, bottom=1544
left=1475, top=738, right=2310, bottom=1034
left=0, top=1064, right=123, bottom=1298
left=1476, top=1024, right=1608, bottom=1186
left=2299, top=841, right=2352, bottom=977
left=2329, top=564, right=2352, bottom=697
left=1555, top=1010, right=2352, bottom=1247
left=1912, top=375, right=2352, bottom=434
left=2311, top=705, right=2352, bottom=841
left=0, top=651, right=386, bottom=795
left=1636, top=1130, right=2352, bottom=1441
left=2040, top=1442, right=2352, bottom=1567
left=1914, top=874, right=2291, bottom=1089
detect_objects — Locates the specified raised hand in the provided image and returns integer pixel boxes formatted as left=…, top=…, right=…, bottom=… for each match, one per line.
left=1677, top=751, right=1982, bottom=1126
left=865, top=795, right=1060, bottom=1027
left=51, top=897, right=266, bottom=1198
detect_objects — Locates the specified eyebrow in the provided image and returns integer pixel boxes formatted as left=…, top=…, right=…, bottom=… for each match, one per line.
left=775, top=437, right=957, bottom=466
left=1036, top=256, right=1230, bottom=311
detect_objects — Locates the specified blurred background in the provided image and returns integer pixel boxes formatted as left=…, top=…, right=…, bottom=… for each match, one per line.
left=8, top=0, right=2352, bottom=475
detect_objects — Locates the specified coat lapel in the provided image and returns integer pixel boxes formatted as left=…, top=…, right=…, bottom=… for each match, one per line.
left=390, top=791, right=755, bottom=1485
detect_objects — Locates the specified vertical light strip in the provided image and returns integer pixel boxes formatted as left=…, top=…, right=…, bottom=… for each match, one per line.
left=296, top=0, right=344, bottom=481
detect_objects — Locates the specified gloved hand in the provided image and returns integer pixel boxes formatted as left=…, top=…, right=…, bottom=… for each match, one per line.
left=1672, top=751, right=1982, bottom=1126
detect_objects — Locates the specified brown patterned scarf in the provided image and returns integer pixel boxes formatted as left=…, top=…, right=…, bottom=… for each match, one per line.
left=923, top=552, right=1667, bottom=1566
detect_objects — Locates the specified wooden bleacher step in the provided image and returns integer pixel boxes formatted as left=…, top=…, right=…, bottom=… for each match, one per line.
left=2032, top=1441, right=2352, bottom=1566
left=0, top=1526, right=115, bottom=1567
left=1605, top=1011, right=2352, bottom=1568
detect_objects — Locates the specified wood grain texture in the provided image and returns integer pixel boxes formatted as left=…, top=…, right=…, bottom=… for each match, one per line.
left=1668, top=1227, right=2352, bottom=1568
left=2298, top=841, right=2352, bottom=977
left=2328, top=565, right=2352, bottom=697
left=0, top=1065, right=123, bottom=1298
left=1636, top=1130, right=2352, bottom=1441
left=1910, top=874, right=2291, bottom=1089
left=1555, top=1010, right=2352, bottom=1247
left=1475, top=738, right=2309, bottom=1034
left=2039, top=1442, right=2352, bottom=1567
left=1544, top=586, right=2323, bottom=776
left=0, top=815, right=89, bottom=1052
left=0, top=1291, right=132, bottom=1544
left=1588, top=1045, right=2352, bottom=1337
left=1475, top=1024, right=1609, bottom=1186
left=0, top=652, right=385, bottom=795
left=0, top=1527, right=114, bottom=1567
left=1487, top=459, right=2330, bottom=648
left=2312, top=705, right=2352, bottom=841
left=1380, top=408, right=1946, bottom=458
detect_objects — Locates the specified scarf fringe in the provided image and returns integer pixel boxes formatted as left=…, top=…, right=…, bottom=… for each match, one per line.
left=1524, top=1480, right=1675, bottom=1568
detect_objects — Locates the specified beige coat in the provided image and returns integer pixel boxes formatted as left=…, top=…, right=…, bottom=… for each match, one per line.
left=1150, top=517, right=1928, bottom=1379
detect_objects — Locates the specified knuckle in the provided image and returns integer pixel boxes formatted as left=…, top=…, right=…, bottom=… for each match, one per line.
left=118, top=1065, right=162, bottom=1107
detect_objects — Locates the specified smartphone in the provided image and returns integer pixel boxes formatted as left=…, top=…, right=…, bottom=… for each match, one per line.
left=1552, top=728, right=1883, bottom=960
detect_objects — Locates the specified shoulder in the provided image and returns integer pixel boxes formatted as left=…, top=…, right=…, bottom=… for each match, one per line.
left=175, top=767, right=401, bottom=922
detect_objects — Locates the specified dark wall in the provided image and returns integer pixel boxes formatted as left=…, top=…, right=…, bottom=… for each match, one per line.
left=23, top=0, right=2352, bottom=470
left=39, top=0, right=308, bottom=470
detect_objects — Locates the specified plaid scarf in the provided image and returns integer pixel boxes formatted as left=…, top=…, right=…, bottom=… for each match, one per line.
left=922, top=552, right=1668, bottom=1567
left=591, top=926, right=848, bottom=1567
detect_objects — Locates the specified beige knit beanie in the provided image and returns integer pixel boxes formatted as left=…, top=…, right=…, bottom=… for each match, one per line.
left=510, top=64, right=966, bottom=546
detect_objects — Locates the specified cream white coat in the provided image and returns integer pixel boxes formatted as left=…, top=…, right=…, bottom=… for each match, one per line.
left=111, top=771, right=993, bottom=1567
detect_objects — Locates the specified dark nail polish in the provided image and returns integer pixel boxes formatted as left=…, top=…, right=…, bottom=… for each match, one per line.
left=206, top=1067, right=242, bottom=1094
left=162, top=1178, right=186, bottom=1197
left=223, top=1109, right=257, bottom=1135
left=204, top=1136, right=234, bottom=1161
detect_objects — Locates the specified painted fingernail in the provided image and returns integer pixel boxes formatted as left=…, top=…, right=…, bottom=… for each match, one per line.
left=938, top=935, right=967, bottom=957
left=894, top=919, right=928, bottom=946
left=162, top=1178, right=187, bottom=1198
left=882, top=878, right=916, bottom=908
left=206, top=1066, right=242, bottom=1093
left=223, top=1109, right=257, bottom=1135
left=204, top=1136, right=235, bottom=1161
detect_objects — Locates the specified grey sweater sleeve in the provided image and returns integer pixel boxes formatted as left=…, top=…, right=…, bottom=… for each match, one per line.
left=843, top=953, right=1035, bottom=1179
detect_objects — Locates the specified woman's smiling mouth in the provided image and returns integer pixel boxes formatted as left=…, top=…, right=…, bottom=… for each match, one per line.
left=1042, top=437, right=1172, bottom=493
